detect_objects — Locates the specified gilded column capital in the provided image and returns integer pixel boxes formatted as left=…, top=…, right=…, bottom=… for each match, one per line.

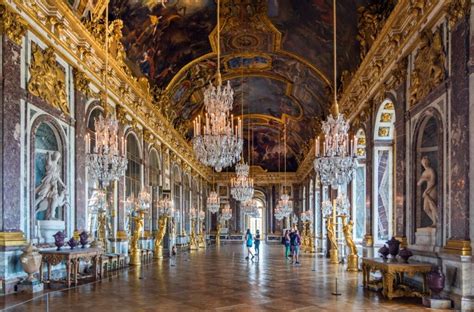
left=116, top=105, right=128, bottom=125
left=0, top=4, right=27, bottom=46
left=143, top=128, right=155, bottom=144
left=445, top=0, right=471, bottom=28
left=73, top=68, right=98, bottom=99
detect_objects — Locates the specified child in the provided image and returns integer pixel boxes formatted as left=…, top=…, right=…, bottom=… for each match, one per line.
left=170, top=245, right=177, bottom=266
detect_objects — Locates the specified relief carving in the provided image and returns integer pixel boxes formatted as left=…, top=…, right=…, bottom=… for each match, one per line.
left=357, top=1, right=397, bottom=60
left=28, top=44, right=69, bottom=114
left=409, top=29, right=446, bottom=107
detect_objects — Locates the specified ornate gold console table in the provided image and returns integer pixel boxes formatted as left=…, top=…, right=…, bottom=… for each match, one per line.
left=362, top=257, right=432, bottom=300
left=39, top=248, right=103, bottom=288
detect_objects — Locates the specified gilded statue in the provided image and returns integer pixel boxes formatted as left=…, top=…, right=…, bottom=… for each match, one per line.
left=343, top=220, right=357, bottom=256
left=108, top=20, right=126, bottom=64
left=35, top=151, right=68, bottom=220
left=326, top=218, right=337, bottom=251
left=154, top=216, right=168, bottom=248
left=97, top=210, right=110, bottom=251
left=410, top=29, right=446, bottom=107
left=417, top=156, right=438, bottom=226
left=28, top=45, right=69, bottom=114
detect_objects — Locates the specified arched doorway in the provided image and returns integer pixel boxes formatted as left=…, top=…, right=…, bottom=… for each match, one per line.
left=373, top=100, right=395, bottom=245
left=243, top=190, right=267, bottom=238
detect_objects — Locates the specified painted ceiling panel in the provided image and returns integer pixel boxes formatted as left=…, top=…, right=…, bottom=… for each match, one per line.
left=109, top=0, right=371, bottom=172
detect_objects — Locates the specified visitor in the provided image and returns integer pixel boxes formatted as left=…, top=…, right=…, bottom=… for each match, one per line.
left=283, top=230, right=291, bottom=259
left=245, top=229, right=255, bottom=260
left=170, top=245, right=177, bottom=266
left=291, top=229, right=301, bottom=265
left=254, top=229, right=261, bottom=257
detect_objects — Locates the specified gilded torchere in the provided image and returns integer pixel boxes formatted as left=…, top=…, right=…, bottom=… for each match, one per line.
left=189, top=219, right=199, bottom=251
left=130, top=210, right=145, bottom=266
left=327, top=216, right=338, bottom=264
left=154, top=216, right=168, bottom=259
left=342, top=216, right=358, bottom=272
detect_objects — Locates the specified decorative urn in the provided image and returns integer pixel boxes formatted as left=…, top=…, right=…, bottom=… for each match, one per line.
left=427, top=266, right=445, bottom=297
left=386, top=237, right=401, bottom=257
left=67, top=237, right=78, bottom=250
left=53, top=231, right=66, bottom=251
left=399, top=248, right=413, bottom=263
left=19, top=243, right=42, bottom=282
left=378, top=245, right=389, bottom=260
left=79, top=231, right=89, bottom=248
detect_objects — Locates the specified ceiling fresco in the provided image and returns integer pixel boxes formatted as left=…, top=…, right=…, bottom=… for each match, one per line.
left=109, top=0, right=371, bottom=172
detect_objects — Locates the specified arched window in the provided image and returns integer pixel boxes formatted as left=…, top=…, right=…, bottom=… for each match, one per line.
left=352, top=129, right=366, bottom=242
left=34, top=122, right=63, bottom=222
left=373, top=101, right=395, bottom=245
left=126, top=133, right=141, bottom=197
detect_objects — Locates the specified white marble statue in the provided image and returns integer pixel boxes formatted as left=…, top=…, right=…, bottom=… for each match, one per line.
left=35, top=151, right=68, bottom=220
left=417, top=156, right=438, bottom=226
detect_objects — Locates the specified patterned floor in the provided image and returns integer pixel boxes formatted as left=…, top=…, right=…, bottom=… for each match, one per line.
left=3, top=244, right=449, bottom=311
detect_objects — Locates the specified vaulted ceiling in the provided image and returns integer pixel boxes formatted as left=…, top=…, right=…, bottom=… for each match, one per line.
left=110, top=0, right=370, bottom=172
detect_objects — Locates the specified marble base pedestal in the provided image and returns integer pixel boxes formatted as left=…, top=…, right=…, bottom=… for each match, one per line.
left=38, top=220, right=65, bottom=244
left=422, top=297, right=452, bottom=309
left=17, top=280, right=43, bottom=294
left=415, top=227, right=436, bottom=246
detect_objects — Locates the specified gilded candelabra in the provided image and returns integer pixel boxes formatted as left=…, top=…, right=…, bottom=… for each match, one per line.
left=342, top=216, right=358, bottom=272
left=216, top=222, right=222, bottom=246
left=130, top=210, right=145, bottom=265
left=153, top=215, right=168, bottom=259
left=189, top=219, right=199, bottom=251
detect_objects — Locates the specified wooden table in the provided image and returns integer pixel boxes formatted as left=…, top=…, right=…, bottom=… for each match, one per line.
left=39, top=248, right=103, bottom=288
left=361, top=257, right=432, bottom=300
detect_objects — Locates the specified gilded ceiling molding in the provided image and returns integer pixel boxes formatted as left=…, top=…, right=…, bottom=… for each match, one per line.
left=5, top=0, right=212, bottom=181
left=28, top=44, right=69, bottom=115
left=0, top=4, right=27, bottom=45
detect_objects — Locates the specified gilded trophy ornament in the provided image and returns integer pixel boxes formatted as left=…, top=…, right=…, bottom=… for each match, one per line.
left=28, top=44, right=69, bottom=114
left=0, top=4, right=27, bottom=45
left=409, top=29, right=446, bottom=107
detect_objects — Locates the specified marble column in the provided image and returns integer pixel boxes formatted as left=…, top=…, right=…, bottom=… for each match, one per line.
left=393, top=85, right=407, bottom=239
left=449, top=18, right=470, bottom=240
left=73, top=72, right=88, bottom=232
left=0, top=32, right=23, bottom=232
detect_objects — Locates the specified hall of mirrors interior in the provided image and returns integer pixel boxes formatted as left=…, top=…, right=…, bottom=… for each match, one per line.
left=0, top=0, right=474, bottom=311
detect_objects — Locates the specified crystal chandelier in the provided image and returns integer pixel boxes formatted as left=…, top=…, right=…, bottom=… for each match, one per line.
left=322, top=193, right=350, bottom=218
left=278, top=124, right=293, bottom=217
left=274, top=203, right=285, bottom=221
left=192, top=0, right=243, bottom=172
left=300, top=210, right=313, bottom=223
left=231, top=163, right=254, bottom=201
left=207, top=190, right=220, bottom=214
left=242, top=198, right=259, bottom=217
left=221, top=203, right=232, bottom=221
left=86, top=6, right=127, bottom=187
left=126, top=190, right=151, bottom=213
left=313, top=0, right=357, bottom=189
left=198, top=210, right=205, bottom=221
left=158, top=194, right=174, bottom=217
